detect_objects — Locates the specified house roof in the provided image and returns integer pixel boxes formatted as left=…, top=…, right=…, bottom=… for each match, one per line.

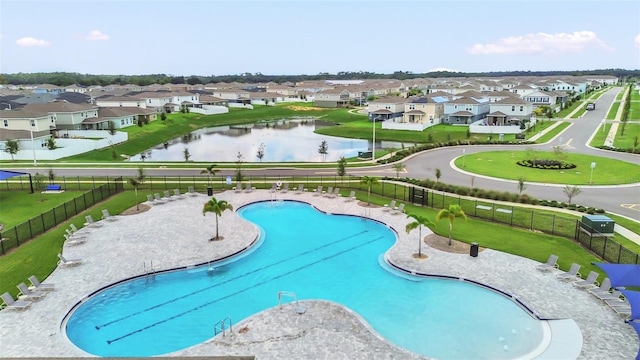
left=98, top=107, right=156, bottom=118
left=370, top=96, right=406, bottom=104
left=494, top=96, right=530, bottom=105
left=448, top=97, right=481, bottom=105
left=371, top=109, right=393, bottom=114
left=450, top=111, right=473, bottom=116
left=23, top=101, right=98, bottom=113
left=488, top=111, right=507, bottom=117
left=0, top=108, right=50, bottom=119
left=405, top=110, right=426, bottom=115
left=81, top=117, right=107, bottom=124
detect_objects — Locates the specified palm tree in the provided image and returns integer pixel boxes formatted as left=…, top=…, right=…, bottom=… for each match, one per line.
left=359, top=176, right=379, bottom=205
left=128, top=167, right=146, bottom=210
left=405, top=213, right=434, bottom=258
left=202, top=197, right=233, bottom=241
left=435, top=204, right=467, bottom=246
left=200, top=164, right=219, bottom=189
left=392, top=162, right=405, bottom=178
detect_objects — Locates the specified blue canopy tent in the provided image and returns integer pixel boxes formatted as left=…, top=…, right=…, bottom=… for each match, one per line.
left=0, top=170, right=33, bottom=193
left=593, top=263, right=640, bottom=288
left=627, top=320, right=640, bottom=360
left=621, top=290, right=640, bottom=321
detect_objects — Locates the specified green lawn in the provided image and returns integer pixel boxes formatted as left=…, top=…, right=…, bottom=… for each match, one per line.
left=606, top=102, right=621, bottom=120
left=630, top=91, right=640, bottom=101
left=455, top=150, right=640, bottom=184
left=629, top=101, right=640, bottom=120
left=534, top=121, right=571, bottom=144
left=0, top=190, right=85, bottom=228
left=570, top=107, right=588, bottom=119
left=614, top=123, right=640, bottom=149
left=615, top=90, right=625, bottom=101
left=557, top=100, right=584, bottom=118
left=589, top=123, right=611, bottom=147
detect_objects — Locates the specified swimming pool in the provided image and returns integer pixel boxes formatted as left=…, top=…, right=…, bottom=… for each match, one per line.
left=64, top=200, right=544, bottom=358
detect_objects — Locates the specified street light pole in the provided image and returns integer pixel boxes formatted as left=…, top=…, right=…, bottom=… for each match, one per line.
left=372, top=116, right=377, bottom=162
left=590, top=162, right=596, bottom=184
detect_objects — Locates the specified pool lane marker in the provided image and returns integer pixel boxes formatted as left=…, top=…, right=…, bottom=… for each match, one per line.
left=95, top=229, right=371, bottom=330
left=106, top=234, right=385, bottom=345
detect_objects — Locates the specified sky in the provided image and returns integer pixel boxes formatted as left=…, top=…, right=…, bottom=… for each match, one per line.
left=1, top=0, right=639, bottom=76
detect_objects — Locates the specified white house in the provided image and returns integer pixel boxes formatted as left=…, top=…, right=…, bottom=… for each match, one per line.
left=487, top=96, right=533, bottom=126
left=95, top=96, right=147, bottom=108
left=80, top=107, right=158, bottom=130
left=381, top=96, right=447, bottom=131
left=0, top=108, right=53, bottom=148
left=314, top=88, right=351, bottom=108
left=22, top=101, right=99, bottom=130
left=367, top=96, right=406, bottom=122
left=443, top=96, right=490, bottom=125
left=521, top=90, right=560, bottom=110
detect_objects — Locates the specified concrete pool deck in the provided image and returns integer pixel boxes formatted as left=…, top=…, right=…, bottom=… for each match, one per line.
left=0, top=189, right=637, bottom=359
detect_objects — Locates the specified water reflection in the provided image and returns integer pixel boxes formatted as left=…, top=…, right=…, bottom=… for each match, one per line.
left=129, top=118, right=397, bottom=162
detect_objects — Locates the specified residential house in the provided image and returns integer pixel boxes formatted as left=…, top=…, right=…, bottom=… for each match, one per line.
left=367, top=97, right=406, bottom=121
left=33, top=84, right=64, bottom=94
left=81, top=107, right=157, bottom=130
left=95, top=96, right=147, bottom=108
left=22, top=101, right=99, bottom=131
left=485, top=91, right=516, bottom=103
left=64, top=84, right=88, bottom=93
left=249, top=92, right=285, bottom=105
left=314, top=88, right=351, bottom=108
left=210, top=89, right=253, bottom=104
left=509, top=84, right=539, bottom=97
left=443, top=96, right=490, bottom=125
left=0, top=108, right=53, bottom=147
left=586, top=76, right=618, bottom=86
left=486, top=96, right=533, bottom=126
left=521, top=90, right=561, bottom=111
left=383, top=96, right=447, bottom=131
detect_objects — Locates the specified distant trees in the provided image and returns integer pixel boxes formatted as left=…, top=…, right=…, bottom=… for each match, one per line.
left=337, top=156, right=347, bottom=180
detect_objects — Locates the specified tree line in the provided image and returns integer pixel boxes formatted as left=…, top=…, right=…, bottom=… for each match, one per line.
left=1, top=69, right=638, bottom=87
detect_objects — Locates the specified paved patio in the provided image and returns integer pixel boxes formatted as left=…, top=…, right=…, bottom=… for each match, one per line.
left=0, top=189, right=637, bottom=359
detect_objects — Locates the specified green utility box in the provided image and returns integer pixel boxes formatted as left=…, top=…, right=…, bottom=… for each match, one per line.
left=580, top=215, right=615, bottom=236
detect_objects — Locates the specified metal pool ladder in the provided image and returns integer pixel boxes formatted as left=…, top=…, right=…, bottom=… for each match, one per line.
left=143, top=260, right=156, bottom=281
left=278, top=291, right=306, bottom=314
left=214, top=316, right=233, bottom=336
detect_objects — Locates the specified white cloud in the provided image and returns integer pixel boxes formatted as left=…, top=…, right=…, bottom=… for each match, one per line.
left=634, top=34, right=640, bottom=48
left=83, top=30, right=109, bottom=41
left=467, top=31, right=613, bottom=55
left=16, top=36, right=51, bottom=47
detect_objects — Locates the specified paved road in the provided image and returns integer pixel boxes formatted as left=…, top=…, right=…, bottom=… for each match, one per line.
left=9, top=88, right=639, bottom=219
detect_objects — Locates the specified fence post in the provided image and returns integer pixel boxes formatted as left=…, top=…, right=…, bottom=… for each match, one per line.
left=41, top=213, right=46, bottom=232
left=28, top=220, right=34, bottom=239
left=14, top=227, right=19, bottom=246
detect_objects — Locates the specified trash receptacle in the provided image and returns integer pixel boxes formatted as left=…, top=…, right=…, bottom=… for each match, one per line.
left=207, top=187, right=213, bottom=196
left=470, top=242, right=479, bottom=257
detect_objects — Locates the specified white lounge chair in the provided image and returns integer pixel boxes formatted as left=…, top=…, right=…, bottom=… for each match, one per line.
left=64, top=234, right=86, bottom=246
left=331, top=187, right=340, bottom=198
left=588, top=278, right=611, bottom=295
left=605, top=297, right=631, bottom=317
left=234, top=183, right=243, bottom=193
left=173, top=189, right=185, bottom=199
left=594, top=289, right=623, bottom=302
left=0, top=292, right=31, bottom=310
left=313, top=186, right=322, bottom=196
left=555, top=263, right=581, bottom=281
left=163, top=190, right=176, bottom=201
left=346, top=190, right=356, bottom=201
left=391, top=203, right=405, bottom=215
left=28, top=275, right=54, bottom=292
left=84, top=215, right=103, bottom=228
left=295, top=184, right=304, bottom=194
left=188, top=186, right=198, bottom=196
left=245, top=182, right=253, bottom=193
left=572, top=271, right=599, bottom=289
left=153, top=193, right=167, bottom=204
left=281, top=182, right=289, bottom=193
left=269, top=183, right=278, bottom=193
left=57, top=253, right=83, bottom=267
left=69, top=223, right=89, bottom=235
left=323, top=186, right=333, bottom=197
left=383, top=200, right=396, bottom=212
left=536, top=254, right=559, bottom=272
left=101, top=209, right=118, bottom=221
left=16, top=283, right=47, bottom=301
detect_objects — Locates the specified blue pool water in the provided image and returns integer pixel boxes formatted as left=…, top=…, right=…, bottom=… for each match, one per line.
left=64, top=200, right=543, bottom=359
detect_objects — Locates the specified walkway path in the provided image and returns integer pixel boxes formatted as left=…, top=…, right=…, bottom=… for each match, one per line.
left=603, top=86, right=629, bottom=147
left=0, top=190, right=637, bottom=359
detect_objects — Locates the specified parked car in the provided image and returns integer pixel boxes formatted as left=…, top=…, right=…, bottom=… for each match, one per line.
left=586, top=103, right=595, bottom=111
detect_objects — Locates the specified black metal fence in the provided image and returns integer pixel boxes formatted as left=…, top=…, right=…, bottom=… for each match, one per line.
left=1, top=174, right=638, bottom=264
left=0, top=177, right=124, bottom=255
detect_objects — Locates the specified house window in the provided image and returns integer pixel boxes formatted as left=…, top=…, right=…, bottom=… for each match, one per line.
left=30, top=120, right=35, bottom=127
left=466, top=106, right=472, bottom=111
left=3, top=120, right=7, bottom=127
left=512, top=106, right=515, bottom=111
left=121, top=119, right=124, bottom=125
left=519, top=106, right=524, bottom=112
left=409, top=104, right=415, bottom=110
